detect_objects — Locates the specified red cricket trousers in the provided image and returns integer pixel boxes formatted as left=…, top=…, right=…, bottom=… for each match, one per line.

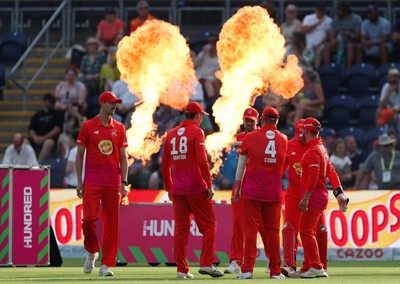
left=241, top=198, right=281, bottom=277
left=82, top=184, right=121, bottom=267
left=298, top=207, right=325, bottom=271
left=229, top=198, right=245, bottom=265
left=172, top=191, right=217, bottom=273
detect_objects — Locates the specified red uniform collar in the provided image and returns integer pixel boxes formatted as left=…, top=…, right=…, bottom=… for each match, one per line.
left=261, top=124, right=277, bottom=130
left=94, top=115, right=115, bottom=127
left=305, top=137, right=322, bottom=149
left=181, top=119, right=199, bottom=127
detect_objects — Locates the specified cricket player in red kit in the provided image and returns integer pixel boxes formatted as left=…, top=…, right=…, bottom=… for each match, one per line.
left=288, top=117, right=349, bottom=279
left=161, top=102, right=224, bottom=279
left=76, top=91, right=128, bottom=277
left=233, top=107, right=288, bottom=279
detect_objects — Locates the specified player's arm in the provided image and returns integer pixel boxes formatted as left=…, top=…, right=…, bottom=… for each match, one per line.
left=119, top=147, right=128, bottom=198
left=327, top=159, right=349, bottom=212
left=76, top=145, right=85, bottom=199
left=194, top=131, right=213, bottom=200
left=299, top=149, right=320, bottom=212
left=233, top=154, right=248, bottom=203
left=161, top=139, right=173, bottom=193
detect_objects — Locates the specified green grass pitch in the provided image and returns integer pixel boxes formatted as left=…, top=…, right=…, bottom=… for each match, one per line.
left=1, top=260, right=399, bottom=283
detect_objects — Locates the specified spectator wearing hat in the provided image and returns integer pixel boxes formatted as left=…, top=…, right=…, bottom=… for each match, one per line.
left=96, top=6, right=125, bottom=53
left=129, top=0, right=156, bottom=34
left=376, top=68, right=400, bottom=130
left=27, top=93, right=64, bottom=164
left=347, top=5, right=392, bottom=67
left=356, top=133, right=400, bottom=189
left=321, top=1, right=362, bottom=67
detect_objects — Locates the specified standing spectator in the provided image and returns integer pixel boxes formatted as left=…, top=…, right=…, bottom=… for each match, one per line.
left=76, top=91, right=128, bottom=277
left=280, top=4, right=301, bottom=50
left=233, top=107, right=288, bottom=279
left=376, top=68, right=400, bottom=129
left=356, top=133, right=400, bottom=189
left=298, top=5, right=332, bottom=69
left=2, top=133, right=38, bottom=166
left=347, top=5, right=392, bottom=67
left=96, top=6, right=125, bottom=53
left=285, top=31, right=315, bottom=70
left=28, top=93, right=64, bottom=164
left=79, top=37, right=106, bottom=119
left=112, top=79, right=140, bottom=128
left=288, top=117, right=348, bottom=278
left=344, top=135, right=367, bottom=188
left=330, top=138, right=353, bottom=187
left=129, top=0, right=156, bottom=34
left=55, top=67, right=87, bottom=113
left=392, top=18, right=400, bottom=62
left=321, top=1, right=362, bottom=67
left=161, top=102, right=224, bottom=279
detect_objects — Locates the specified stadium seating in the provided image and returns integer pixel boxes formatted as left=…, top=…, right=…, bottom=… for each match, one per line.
left=318, top=63, right=345, bottom=99
left=0, top=32, right=28, bottom=64
left=356, top=95, right=379, bottom=130
left=325, top=95, right=357, bottom=129
left=377, top=62, right=400, bottom=89
left=338, top=126, right=365, bottom=149
left=0, top=63, right=5, bottom=88
left=364, top=126, right=387, bottom=152
left=345, top=63, right=377, bottom=99
left=190, top=31, right=212, bottom=55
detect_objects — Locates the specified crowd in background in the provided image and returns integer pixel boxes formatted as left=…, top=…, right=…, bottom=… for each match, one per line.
left=2, top=0, right=400, bottom=190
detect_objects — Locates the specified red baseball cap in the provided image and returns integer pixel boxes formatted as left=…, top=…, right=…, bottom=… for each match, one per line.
left=185, top=101, right=209, bottom=115
left=243, top=107, right=259, bottom=121
left=377, top=108, right=395, bottom=126
left=262, top=107, right=279, bottom=120
left=295, top=118, right=305, bottom=136
left=99, top=91, right=122, bottom=104
left=303, top=117, right=321, bottom=132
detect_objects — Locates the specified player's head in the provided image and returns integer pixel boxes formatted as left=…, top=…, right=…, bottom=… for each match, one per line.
left=99, top=91, right=122, bottom=115
left=184, top=102, right=209, bottom=124
left=242, top=107, right=259, bottom=133
left=294, top=118, right=306, bottom=144
left=261, top=107, right=279, bottom=125
left=302, top=117, right=321, bottom=141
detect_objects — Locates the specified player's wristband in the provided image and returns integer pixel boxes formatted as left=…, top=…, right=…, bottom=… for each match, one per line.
left=333, top=186, right=344, bottom=198
left=121, top=180, right=129, bottom=186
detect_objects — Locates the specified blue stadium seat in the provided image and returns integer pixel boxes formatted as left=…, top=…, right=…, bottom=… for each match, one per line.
left=356, top=95, right=379, bottom=130
left=338, top=126, right=365, bottom=149
left=345, top=63, right=377, bottom=99
left=0, top=32, right=28, bottom=64
left=325, top=95, right=357, bottom=129
left=364, top=126, right=386, bottom=152
left=0, top=63, right=5, bottom=88
left=318, top=63, right=345, bottom=98
left=189, top=32, right=211, bottom=55
left=377, top=62, right=400, bottom=89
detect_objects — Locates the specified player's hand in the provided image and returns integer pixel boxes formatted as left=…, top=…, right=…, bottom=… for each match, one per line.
left=337, top=193, right=349, bottom=212
left=298, top=197, right=309, bottom=212
left=207, top=187, right=215, bottom=200
left=76, top=183, right=83, bottom=199
left=120, top=184, right=128, bottom=199
left=168, top=192, right=173, bottom=202
left=231, top=192, right=240, bottom=203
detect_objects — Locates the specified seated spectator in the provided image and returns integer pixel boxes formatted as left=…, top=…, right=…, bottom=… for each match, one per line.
left=28, top=93, right=64, bottom=164
left=112, top=79, right=140, bottom=128
left=376, top=68, right=400, bottom=130
left=78, top=37, right=106, bottom=119
left=129, top=0, right=156, bottom=34
left=64, top=131, right=84, bottom=189
left=2, top=133, right=38, bottom=166
left=285, top=31, right=315, bottom=70
left=345, top=134, right=367, bottom=188
left=287, top=69, right=325, bottom=124
left=153, top=104, right=180, bottom=136
left=321, top=1, right=362, bottom=67
left=57, top=103, right=86, bottom=159
left=99, top=43, right=120, bottom=92
left=298, top=5, right=332, bottom=69
left=356, top=133, right=400, bottom=189
left=321, top=127, right=337, bottom=155
left=330, top=138, right=353, bottom=188
left=347, top=5, right=392, bottom=67
left=393, top=18, right=400, bottom=62
left=96, top=6, right=125, bottom=53
left=280, top=4, right=301, bottom=50
left=55, top=67, right=87, bottom=113
left=148, top=150, right=164, bottom=189
left=260, top=0, right=277, bottom=23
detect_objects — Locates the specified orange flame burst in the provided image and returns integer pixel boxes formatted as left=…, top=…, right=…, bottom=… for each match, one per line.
left=206, top=6, right=303, bottom=175
left=116, top=19, right=196, bottom=161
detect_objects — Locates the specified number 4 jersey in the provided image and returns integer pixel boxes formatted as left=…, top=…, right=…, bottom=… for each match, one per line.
left=240, top=124, right=288, bottom=202
left=161, top=119, right=212, bottom=194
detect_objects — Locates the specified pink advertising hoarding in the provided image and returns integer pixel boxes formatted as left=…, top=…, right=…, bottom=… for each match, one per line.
left=0, top=168, right=11, bottom=265
left=12, top=168, right=49, bottom=265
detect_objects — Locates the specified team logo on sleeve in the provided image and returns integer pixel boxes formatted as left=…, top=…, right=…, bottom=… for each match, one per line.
left=98, top=140, right=114, bottom=155
left=266, top=130, right=275, bottom=139
left=177, top=127, right=185, bottom=136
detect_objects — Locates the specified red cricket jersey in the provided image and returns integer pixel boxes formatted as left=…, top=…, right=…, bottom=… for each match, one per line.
left=300, top=137, right=338, bottom=209
left=284, top=137, right=305, bottom=198
left=161, top=120, right=211, bottom=195
left=240, top=124, right=288, bottom=202
left=76, top=116, right=128, bottom=186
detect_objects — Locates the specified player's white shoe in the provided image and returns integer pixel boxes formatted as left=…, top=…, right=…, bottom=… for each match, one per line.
left=271, top=273, right=285, bottom=279
left=224, top=260, right=241, bottom=274
left=288, top=270, right=305, bottom=278
left=265, top=261, right=270, bottom=273
left=300, top=268, right=328, bottom=278
left=198, top=265, right=224, bottom=278
left=99, top=264, right=114, bottom=276
left=237, top=272, right=253, bottom=279
left=83, top=252, right=98, bottom=274
left=176, top=272, right=194, bottom=279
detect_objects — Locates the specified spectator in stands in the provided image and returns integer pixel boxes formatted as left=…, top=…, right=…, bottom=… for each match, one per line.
left=129, top=0, right=156, bottom=34
left=64, top=130, right=83, bottom=188
left=78, top=37, right=106, bottom=119
left=287, top=69, right=325, bottom=124
left=321, top=1, right=362, bottom=67
left=347, top=5, right=392, bottom=67
left=193, top=35, right=221, bottom=109
left=57, top=103, right=86, bottom=159
left=153, top=104, right=179, bottom=136
left=260, top=0, right=277, bottom=23
left=356, top=133, right=400, bottom=189
left=298, top=5, right=332, bottom=69
left=345, top=135, right=367, bottom=188
left=393, top=18, right=400, bottom=62
left=112, top=79, right=140, bottom=128
left=96, top=6, right=125, bottom=53
left=330, top=138, right=353, bottom=188
left=55, top=67, right=87, bottom=113
left=99, top=43, right=120, bottom=92
left=28, top=93, right=64, bottom=164
left=285, top=31, right=315, bottom=70
left=321, top=128, right=337, bottom=155
left=376, top=68, right=400, bottom=130
left=280, top=4, right=301, bottom=50
left=2, top=133, right=38, bottom=166
left=214, top=148, right=237, bottom=190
